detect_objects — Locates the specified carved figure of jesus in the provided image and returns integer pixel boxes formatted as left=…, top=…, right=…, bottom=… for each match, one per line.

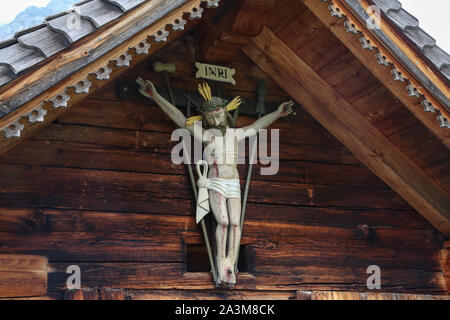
left=137, top=78, right=294, bottom=286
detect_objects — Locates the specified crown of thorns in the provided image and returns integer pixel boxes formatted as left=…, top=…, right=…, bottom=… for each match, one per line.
left=185, top=82, right=241, bottom=127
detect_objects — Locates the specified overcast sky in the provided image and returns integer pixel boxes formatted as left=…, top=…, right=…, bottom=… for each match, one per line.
left=0, top=0, right=448, bottom=52
left=401, top=0, right=450, bottom=53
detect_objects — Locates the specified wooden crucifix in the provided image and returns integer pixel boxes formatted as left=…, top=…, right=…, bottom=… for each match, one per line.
left=137, top=78, right=294, bottom=287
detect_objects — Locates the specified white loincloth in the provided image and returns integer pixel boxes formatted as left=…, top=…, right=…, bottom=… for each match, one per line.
left=195, top=160, right=241, bottom=224
left=203, top=178, right=241, bottom=199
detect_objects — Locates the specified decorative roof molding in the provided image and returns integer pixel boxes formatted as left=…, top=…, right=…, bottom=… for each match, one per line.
left=371, top=0, right=450, bottom=80
left=0, top=0, right=194, bottom=118
left=0, top=0, right=218, bottom=142
left=323, top=0, right=450, bottom=130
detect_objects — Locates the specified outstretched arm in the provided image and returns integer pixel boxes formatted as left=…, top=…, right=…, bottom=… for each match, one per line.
left=237, top=100, right=295, bottom=141
left=137, top=78, right=203, bottom=141
left=137, top=77, right=187, bottom=128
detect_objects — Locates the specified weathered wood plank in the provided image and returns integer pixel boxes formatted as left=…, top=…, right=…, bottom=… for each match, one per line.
left=242, top=204, right=429, bottom=229
left=0, top=208, right=189, bottom=234
left=59, top=98, right=346, bottom=148
left=242, top=27, right=450, bottom=237
left=442, top=241, right=450, bottom=293
left=266, top=0, right=307, bottom=33
left=101, top=288, right=125, bottom=300
left=0, top=254, right=48, bottom=298
left=47, top=262, right=447, bottom=293
left=0, top=232, right=184, bottom=262
left=0, top=213, right=440, bottom=265
left=127, top=289, right=295, bottom=300
left=296, top=290, right=312, bottom=300
left=252, top=264, right=446, bottom=292
left=31, top=121, right=359, bottom=165
left=350, top=85, right=418, bottom=136
left=275, top=7, right=349, bottom=71
left=0, top=295, right=55, bottom=300
left=197, top=0, right=278, bottom=63
left=0, top=137, right=387, bottom=188
left=239, top=220, right=440, bottom=250
left=0, top=204, right=431, bottom=235
left=317, top=50, right=383, bottom=104
left=389, top=123, right=450, bottom=193
left=65, top=288, right=99, bottom=300
left=250, top=245, right=442, bottom=271
left=0, top=164, right=411, bottom=210
left=305, top=290, right=450, bottom=300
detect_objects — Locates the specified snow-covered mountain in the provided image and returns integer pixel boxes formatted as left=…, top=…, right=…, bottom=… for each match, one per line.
left=0, top=0, right=80, bottom=41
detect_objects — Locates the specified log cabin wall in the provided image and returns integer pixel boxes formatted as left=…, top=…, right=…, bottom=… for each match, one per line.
left=0, top=5, right=448, bottom=298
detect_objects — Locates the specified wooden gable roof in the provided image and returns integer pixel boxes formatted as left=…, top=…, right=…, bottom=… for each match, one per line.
left=0, top=0, right=448, bottom=237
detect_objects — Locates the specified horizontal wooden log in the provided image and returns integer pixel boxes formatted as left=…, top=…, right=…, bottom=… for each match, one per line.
left=304, top=290, right=450, bottom=300
left=46, top=262, right=447, bottom=293
left=240, top=220, right=440, bottom=250
left=249, top=245, right=442, bottom=271
left=63, top=288, right=124, bottom=300
left=59, top=98, right=347, bottom=149
left=442, top=241, right=450, bottom=293
left=0, top=254, right=48, bottom=298
left=0, top=208, right=189, bottom=234
left=0, top=164, right=410, bottom=211
left=252, top=264, right=446, bottom=292
left=101, top=288, right=125, bottom=300
left=243, top=204, right=429, bottom=229
left=0, top=202, right=430, bottom=235
left=0, top=211, right=440, bottom=265
left=4, top=289, right=293, bottom=300
left=0, top=136, right=387, bottom=188
left=0, top=232, right=184, bottom=262
left=127, top=289, right=295, bottom=300
left=30, top=122, right=359, bottom=165
left=0, top=295, right=54, bottom=300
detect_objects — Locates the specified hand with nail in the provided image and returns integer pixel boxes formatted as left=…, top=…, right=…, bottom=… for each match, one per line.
left=277, top=100, right=295, bottom=117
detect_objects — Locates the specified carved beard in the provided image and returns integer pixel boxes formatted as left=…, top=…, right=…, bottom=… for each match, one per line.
left=203, top=120, right=228, bottom=135
left=202, top=109, right=234, bottom=132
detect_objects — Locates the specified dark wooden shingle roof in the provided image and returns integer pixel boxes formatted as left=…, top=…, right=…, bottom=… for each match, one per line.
left=0, top=0, right=146, bottom=86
